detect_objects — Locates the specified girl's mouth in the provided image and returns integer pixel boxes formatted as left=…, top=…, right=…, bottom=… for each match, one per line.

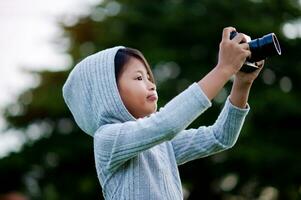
left=147, top=94, right=158, bottom=101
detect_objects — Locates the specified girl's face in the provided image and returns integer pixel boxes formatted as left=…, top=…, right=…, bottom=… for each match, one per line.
left=117, top=57, right=157, bottom=119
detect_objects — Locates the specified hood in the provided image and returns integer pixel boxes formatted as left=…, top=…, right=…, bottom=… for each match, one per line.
left=62, top=46, right=135, bottom=137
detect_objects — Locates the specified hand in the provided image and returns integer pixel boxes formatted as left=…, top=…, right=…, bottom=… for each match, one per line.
left=235, top=60, right=265, bottom=86
left=217, top=27, right=251, bottom=76
left=229, top=60, right=264, bottom=108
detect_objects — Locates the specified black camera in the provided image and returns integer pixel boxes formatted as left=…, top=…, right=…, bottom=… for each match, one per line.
left=230, top=31, right=281, bottom=73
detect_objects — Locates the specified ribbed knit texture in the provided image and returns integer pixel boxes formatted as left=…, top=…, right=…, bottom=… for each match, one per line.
left=62, top=46, right=250, bottom=200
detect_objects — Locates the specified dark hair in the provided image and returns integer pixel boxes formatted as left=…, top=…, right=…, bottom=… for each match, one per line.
left=114, top=48, right=155, bottom=83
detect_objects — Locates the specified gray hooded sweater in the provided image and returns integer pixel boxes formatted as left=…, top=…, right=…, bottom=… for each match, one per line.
left=62, top=46, right=249, bottom=200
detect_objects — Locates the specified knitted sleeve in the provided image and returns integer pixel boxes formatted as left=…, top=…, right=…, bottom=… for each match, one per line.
left=171, top=97, right=250, bottom=165
left=94, top=83, right=211, bottom=172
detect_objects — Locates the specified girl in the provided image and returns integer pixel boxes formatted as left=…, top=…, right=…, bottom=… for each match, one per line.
left=62, top=27, right=263, bottom=200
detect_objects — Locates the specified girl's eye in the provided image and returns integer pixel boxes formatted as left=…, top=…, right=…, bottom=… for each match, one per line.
left=136, top=76, right=143, bottom=80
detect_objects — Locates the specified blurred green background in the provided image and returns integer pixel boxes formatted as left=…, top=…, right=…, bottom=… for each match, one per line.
left=1, top=0, right=301, bottom=199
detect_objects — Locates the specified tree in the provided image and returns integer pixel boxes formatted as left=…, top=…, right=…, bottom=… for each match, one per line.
left=1, top=0, right=301, bottom=199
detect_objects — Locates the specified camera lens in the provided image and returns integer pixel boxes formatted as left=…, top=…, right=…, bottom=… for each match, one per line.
left=248, top=33, right=281, bottom=62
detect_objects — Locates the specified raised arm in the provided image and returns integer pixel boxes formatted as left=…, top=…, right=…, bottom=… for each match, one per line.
left=171, top=59, right=264, bottom=165
left=171, top=97, right=249, bottom=165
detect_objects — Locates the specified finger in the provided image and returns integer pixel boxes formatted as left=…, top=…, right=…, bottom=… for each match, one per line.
left=238, top=33, right=251, bottom=43
left=240, top=43, right=250, bottom=51
left=232, top=33, right=247, bottom=43
left=242, top=33, right=251, bottom=43
left=243, top=49, right=251, bottom=58
left=222, top=26, right=236, bottom=41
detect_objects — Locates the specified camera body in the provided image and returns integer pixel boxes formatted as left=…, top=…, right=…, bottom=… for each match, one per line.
left=230, top=31, right=281, bottom=73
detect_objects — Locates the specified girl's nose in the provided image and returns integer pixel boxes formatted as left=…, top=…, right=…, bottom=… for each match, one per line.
left=148, top=81, right=156, bottom=91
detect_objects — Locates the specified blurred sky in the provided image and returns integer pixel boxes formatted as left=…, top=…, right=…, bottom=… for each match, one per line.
left=0, top=0, right=101, bottom=157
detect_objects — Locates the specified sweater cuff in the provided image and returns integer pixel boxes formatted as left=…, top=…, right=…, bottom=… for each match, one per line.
left=225, top=96, right=250, bottom=116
